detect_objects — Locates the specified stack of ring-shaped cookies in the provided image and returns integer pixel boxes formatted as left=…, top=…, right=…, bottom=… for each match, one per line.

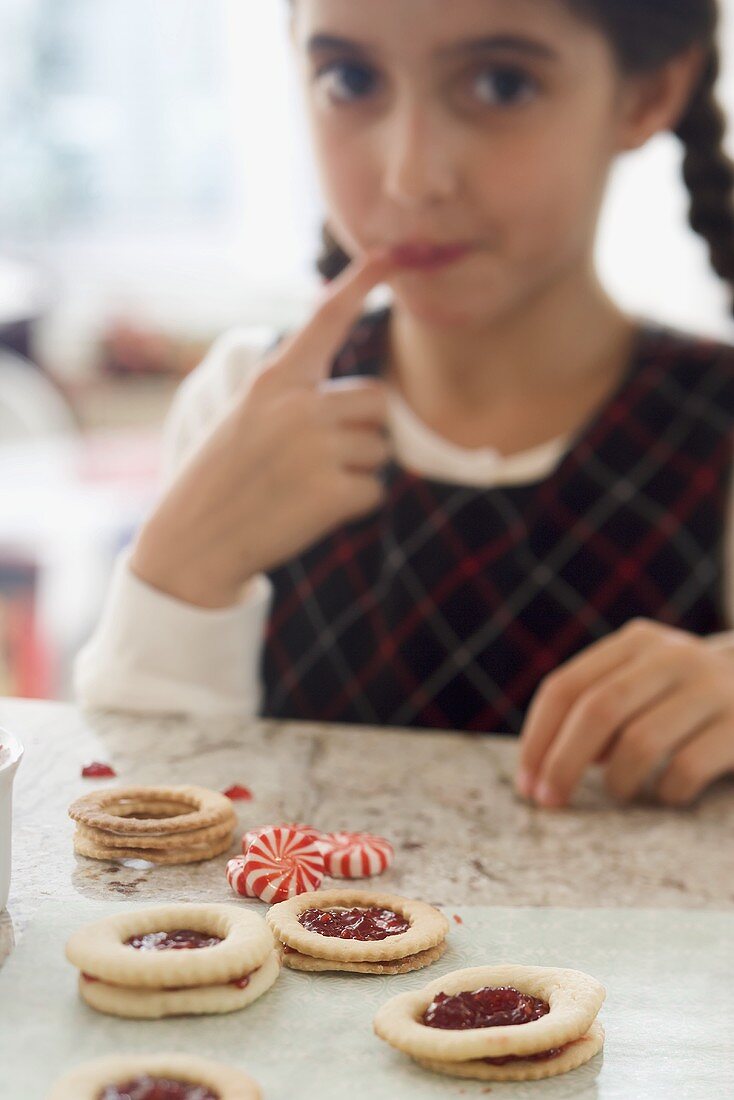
left=373, top=965, right=605, bottom=1082
left=66, top=903, right=280, bottom=1018
left=69, top=785, right=237, bottom=864
left=48, top=1054, right=262, bottom=1099
left=267, top=889, right=449, bottom=974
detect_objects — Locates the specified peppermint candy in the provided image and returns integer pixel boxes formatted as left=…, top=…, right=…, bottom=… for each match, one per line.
left=226, top=855, right=255, bottom=898
left=240, top=826, right=325, bottom=903
left=242, top=822, right=329, bottom=856
left=322, top=831, right=394, bottom=879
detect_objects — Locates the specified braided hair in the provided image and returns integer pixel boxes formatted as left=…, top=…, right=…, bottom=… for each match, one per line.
left=312, top=0, right=734, bottom=310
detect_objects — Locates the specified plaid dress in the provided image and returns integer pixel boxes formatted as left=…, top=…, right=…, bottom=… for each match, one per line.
left=261, top=308, right=734, bottom=734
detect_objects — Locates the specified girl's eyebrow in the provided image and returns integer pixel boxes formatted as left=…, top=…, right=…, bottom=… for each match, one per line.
left=440, top=35, right=559, bottom=62
left=306, top=33, right=559, bottom=62
left=306, top=34, right=373, bottom=58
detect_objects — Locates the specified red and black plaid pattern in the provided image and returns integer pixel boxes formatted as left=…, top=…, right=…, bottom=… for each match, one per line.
left=261, top=308, right=734, bottom=734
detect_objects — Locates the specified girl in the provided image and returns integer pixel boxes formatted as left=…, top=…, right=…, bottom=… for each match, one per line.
left=77, top=0, right=734, bottom=811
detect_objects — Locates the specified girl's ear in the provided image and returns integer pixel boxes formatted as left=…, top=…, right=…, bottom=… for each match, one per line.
left=616, top=45, right=708, bottom=152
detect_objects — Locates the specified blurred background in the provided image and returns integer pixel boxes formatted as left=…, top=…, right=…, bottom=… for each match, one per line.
left=2, top=0, right=734, bottom=702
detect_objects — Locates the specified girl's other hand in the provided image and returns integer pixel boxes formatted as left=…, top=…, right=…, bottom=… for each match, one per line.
left=516, top=619, right=734, bottom=809
left=130, top=251, right=394, bottom=608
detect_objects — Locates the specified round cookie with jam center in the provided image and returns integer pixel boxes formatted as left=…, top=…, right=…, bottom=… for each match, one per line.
left=373, top=964, right=605, bottom=1081
left=76, top=950, right=281, bottom=1019
left=48, top=1054, right=261, bottom=1099
left=267, top=889, right=449, bottom=974
left=414, top=1019, right=605, bottom=1082
left=66, top=903, right=280, bottom=1018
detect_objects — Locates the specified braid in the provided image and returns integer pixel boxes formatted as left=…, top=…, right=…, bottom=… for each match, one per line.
left=316, top=222, right=351, bottom=282
left=675, top=46, right=734, bottom=313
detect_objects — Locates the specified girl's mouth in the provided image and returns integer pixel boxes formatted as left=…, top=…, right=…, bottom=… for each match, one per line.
left=389, top=242, right=472, bottom=270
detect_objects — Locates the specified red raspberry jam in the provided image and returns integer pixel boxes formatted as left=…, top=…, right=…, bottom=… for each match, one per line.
left=222, top=784, right=252, bottom=801
left=299, top=906, right=409, bottom=940
left=423, top=987, right=551, bottom=1030
left=99, top=1077, right=219, bottom=1100
left=81, top=761, right=117, bottom=778
left=125, top=930, right=223, bottom=951
left=483, top=1045, right=567, bottom=1066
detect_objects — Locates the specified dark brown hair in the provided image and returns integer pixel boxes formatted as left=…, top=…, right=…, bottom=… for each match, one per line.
left=310, top=0, right=734, bottom=313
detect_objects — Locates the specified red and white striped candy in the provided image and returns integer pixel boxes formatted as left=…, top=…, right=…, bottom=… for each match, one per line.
left=226, top=856, right=256, bottom=898
left=322, top=832, right=394, bottom=879
left=242, top=823, right=330, bottom=856
left=241, top=826, right=325, bottom=903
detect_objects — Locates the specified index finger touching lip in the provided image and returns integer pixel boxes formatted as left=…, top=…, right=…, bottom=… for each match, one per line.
left=268, top=249, right=395, bottom=386
left=312, top=249, right=395, bottom=328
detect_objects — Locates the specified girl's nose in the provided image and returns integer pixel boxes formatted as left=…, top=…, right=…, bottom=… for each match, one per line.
left=381, top=102, right=458, bottom=208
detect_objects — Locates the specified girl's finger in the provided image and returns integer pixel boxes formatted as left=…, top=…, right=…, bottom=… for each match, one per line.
left=318, top=378, right=390, bottom=429
left=338, top=469, right=386, bottom=520
left=529, top=653, right=680, bottom=808
left=334, top=427, right=393, bottom=473
left=655, top=718, right=734, bottom=805
left=516, top=622, right=656, bottom=795
left=266, top=251, right=394, bottom=388
left=603, top=688, right=723, bottom=801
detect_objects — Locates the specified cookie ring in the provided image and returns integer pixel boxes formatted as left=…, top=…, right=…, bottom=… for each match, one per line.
left=69, top=785, right=236, bottom=836
left=267, top=889, right=449, bottom=963
left=78, top=950, right=281, bottom=1019
left=75, top=818, right=235, bottom=849
left=47, top=1053, right=261, bottom=1100
left=373, top=965, right=606, bottom=1061
left=73, top=832, right=233, bottom=865
left=66, top=903, right=275, bottom=987
left=85, top=799, right=204, bottom=820
left=281, top=940, right=447, bottom=975
left=413, top=1020, right=605, bottom=1082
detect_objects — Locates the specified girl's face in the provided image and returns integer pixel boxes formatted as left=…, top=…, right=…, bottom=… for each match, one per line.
left=291, top=0, right=655, bottom=330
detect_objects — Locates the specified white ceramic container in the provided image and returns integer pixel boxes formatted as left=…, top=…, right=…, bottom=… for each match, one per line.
left=0, top=729, right=23, bottom=912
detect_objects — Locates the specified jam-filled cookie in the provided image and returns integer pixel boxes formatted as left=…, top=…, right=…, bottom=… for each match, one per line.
left=266, top=889, right=449, bottom=974
left=373, top=964, right=605, bottom=1081
left=65, top=903, right=279, bottom=1018
left=48, top=1054, right=261, bottom=1099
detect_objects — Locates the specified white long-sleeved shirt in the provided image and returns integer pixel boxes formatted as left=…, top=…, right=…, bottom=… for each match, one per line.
left=74, top=326, right=734, bottom=716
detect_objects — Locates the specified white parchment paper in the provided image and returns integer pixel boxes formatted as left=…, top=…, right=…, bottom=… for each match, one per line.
left=0, top=900, right=732, bottom=1099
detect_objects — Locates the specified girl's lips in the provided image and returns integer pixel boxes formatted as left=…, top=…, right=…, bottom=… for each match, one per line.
left=389, top=242, right=472, bottom=270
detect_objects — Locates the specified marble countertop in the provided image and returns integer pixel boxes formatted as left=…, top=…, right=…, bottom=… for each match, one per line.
left=2, top=697, right=733, bottom=968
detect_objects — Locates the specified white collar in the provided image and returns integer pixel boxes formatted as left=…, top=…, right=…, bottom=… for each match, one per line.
left=386, top=388, right=568, bottom=487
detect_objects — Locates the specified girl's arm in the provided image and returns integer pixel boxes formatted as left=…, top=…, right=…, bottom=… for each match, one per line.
left=74, top=251, right=393, bottom=716
left=73, top=329, right=278, bottom=716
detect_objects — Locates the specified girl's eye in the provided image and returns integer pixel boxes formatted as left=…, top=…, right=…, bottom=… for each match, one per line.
left=315, top=60, right=378, bottom=104
left=472, top=66, right=539, bottom=107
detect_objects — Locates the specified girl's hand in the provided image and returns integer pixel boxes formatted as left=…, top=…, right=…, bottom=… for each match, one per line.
left=130, top=251, right=394, bottom=608
left=516, top=619, right=734, bottom=809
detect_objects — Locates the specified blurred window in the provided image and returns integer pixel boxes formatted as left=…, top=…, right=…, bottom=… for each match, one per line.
left=0, top=1, right=320, bottom=310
